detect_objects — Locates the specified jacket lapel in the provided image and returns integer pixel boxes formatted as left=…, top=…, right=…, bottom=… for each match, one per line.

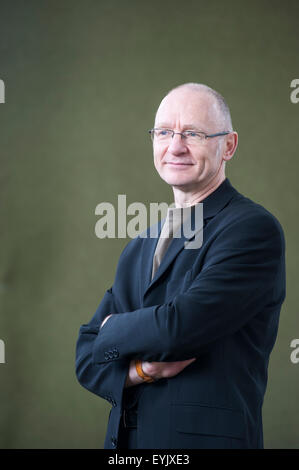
left=141, top=178, right=239, bottom=299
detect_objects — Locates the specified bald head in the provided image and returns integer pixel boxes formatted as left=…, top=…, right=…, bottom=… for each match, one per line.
left=155, top=82, right=233, bottom=132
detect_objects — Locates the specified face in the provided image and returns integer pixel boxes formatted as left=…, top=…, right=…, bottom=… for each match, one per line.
left=153, top=88, right=230, bottom=192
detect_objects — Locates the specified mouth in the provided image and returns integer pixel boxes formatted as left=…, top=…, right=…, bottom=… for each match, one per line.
left=165, top=162, right=194, bottom=167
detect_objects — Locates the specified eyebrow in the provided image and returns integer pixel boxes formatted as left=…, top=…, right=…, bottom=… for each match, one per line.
left=155, top=123, right=205, bottom=132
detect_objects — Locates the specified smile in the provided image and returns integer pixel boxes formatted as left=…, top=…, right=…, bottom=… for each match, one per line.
left=166, top=162, right=194, bottom=167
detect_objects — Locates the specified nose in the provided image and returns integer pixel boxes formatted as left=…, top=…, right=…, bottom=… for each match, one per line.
left=167, top=133, right=188, bottom=155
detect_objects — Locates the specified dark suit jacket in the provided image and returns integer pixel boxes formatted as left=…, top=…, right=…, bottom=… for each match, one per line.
left=75, top=178, right=286, bottom=449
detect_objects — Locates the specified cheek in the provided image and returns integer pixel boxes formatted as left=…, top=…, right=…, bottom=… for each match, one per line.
left=195, top=148, right=218, bottom=167
left=153, top=150, right=159, bottom=166
left=193, top=151, right=207, bottom=167
left=153, top=146, right=165, bottom=166
left=153, top=153, right=162, bottom=175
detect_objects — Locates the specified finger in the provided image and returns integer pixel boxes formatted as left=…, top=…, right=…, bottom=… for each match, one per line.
left=181, top=358, right=196, bottom=364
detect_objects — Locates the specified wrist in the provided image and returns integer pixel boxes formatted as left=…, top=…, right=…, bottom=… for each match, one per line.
left=135, top=359, right=155, bottom=383
left=126, top=359, right=144, bottom=387
left=131, top=361, right=144, bottom=384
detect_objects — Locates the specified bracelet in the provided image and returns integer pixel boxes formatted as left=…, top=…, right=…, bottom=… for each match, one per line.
left=135, top=359, right=155, bottom=383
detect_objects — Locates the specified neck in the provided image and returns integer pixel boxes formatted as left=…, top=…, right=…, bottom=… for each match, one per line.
left=172, top=173, right=226, bottom=208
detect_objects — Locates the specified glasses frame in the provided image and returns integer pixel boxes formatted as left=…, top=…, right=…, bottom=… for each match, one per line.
left=148, top=128, right=230, bottom=142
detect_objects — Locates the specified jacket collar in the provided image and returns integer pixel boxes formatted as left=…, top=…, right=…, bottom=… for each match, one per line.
left=200, top=177, right=238, bottom=220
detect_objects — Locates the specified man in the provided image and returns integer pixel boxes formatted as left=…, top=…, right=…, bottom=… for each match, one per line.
left=75, top=83, right=286, bottom=449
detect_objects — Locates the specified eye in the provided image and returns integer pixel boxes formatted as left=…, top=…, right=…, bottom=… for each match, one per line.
left=185, top=131, right=197, bottom=137
left=158, top=129, right=171, bottom=136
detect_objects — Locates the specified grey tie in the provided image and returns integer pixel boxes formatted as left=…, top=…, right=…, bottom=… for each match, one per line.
left=151, top=207, right=186, bottom=280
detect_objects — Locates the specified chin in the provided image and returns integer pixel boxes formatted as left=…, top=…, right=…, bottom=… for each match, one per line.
left=161, top=174, right=196, bottom=187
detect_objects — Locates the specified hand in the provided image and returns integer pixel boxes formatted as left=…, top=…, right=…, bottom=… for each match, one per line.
left=124, top=357, right=197, bottom=388
left=100, top=314, right=113, bottom=329
left=142, top=358, right=196, bottom=380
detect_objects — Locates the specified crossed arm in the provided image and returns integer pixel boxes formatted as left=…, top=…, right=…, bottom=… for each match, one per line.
left=99, top=314, right=196, bottom=387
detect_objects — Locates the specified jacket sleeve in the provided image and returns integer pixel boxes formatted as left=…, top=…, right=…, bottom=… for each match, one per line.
left=91, top=212, right=286, bottom=363
left=75, top=287, right=129, bottom=406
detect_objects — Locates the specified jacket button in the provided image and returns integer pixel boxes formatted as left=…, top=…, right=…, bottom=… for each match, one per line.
left=108, top=351, right=114, bottom=359
left=113, top=350, right=119, bottom=358
left=104, top=352, right=109, bottom=361
left=111, top=437, right=117, bottom=448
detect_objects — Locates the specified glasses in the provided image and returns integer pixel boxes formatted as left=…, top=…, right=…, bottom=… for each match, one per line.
left=148, top=128, right=230, bottom=144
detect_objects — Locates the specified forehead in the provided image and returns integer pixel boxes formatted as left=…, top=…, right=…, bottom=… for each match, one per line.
left=155, top=89, right=219, bottom=129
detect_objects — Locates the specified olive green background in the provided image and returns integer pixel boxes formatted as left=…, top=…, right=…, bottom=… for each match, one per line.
left=0, top=0, right=298, bottom=449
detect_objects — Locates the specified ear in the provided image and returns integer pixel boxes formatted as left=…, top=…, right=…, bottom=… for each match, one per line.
left=223, top=132, right=238, bottom=161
